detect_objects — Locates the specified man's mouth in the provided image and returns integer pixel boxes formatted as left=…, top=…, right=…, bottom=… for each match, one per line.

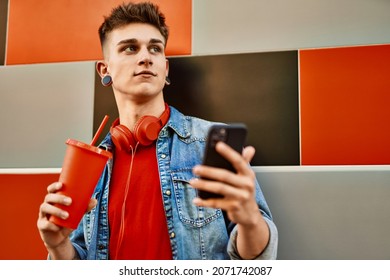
left=134, top=70, right=156, bottom=76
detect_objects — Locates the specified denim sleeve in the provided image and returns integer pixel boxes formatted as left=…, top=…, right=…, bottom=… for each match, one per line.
left=227, top=216, right=278, bottom=260
left=69, top=219, right=88, bottom=260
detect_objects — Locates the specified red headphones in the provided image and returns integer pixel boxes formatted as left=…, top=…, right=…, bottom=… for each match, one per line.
left=110, top=104, right=170, bottom=152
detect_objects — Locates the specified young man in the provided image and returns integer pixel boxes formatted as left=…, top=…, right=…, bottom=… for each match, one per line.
left=37, top=2, right=277, bottom=260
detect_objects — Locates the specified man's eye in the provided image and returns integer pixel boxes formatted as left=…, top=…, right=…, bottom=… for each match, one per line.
left=150, top=46, right=162, bottom=53
left=124, top=46, right=137, bottom=52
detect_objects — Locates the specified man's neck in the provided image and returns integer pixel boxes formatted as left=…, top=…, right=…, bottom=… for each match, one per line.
left=115, top=94, right=166, bottom=131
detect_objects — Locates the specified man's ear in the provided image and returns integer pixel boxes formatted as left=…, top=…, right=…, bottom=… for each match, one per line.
left=165, top=58, right=169, bottom=76
left=96, top=60, right=109, bottom=78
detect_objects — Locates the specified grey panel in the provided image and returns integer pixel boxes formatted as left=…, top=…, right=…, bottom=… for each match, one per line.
left=256, top=166, right=390, bottom=259
left=193, top=0, right=390, bottom=54
left=164, top=51, right=299, bottom=166
left=0, top=62, right=95, bottom=168
left=0, top=0, right=8, bottom=65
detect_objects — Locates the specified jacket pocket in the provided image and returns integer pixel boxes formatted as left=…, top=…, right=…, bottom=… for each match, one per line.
left=171, top=169, right=222, bottom=227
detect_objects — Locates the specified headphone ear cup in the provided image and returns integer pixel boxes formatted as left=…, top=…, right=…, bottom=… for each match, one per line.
left=134, top=116, right=161, bottom=146
left=110, top=125, right=136, bottom=152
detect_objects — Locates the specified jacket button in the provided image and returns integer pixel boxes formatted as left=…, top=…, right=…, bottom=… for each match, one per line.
left=165, top=190, right=171, bottom=196
left=161, top=154, right=167, bottom=159
left=98, top=244, right=105, bottom=250
left=170, top=232, right=175, bottom=238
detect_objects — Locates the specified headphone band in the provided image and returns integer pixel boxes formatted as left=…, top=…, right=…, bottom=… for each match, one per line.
left=110, top=104, right=170, bottom=151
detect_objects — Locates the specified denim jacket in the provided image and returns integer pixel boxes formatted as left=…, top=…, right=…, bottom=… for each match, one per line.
left=70, top=106, right=278, bottom=260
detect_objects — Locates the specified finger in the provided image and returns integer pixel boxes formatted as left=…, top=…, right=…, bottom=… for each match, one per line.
left=190, top=177, right=227, bottom=197
left=37, top=215, right=61, bottom=232
left=47, top=182, right=63, bottom=193
left=190, top=177, right=251, bottom=199
left=44, top=193, right=72, bottom=206
left=37, top=216, right=73, bottom=235
left=193, top=196, right=242, bottom=213
left=242, top=145, right=256, bottom=163
left=193, top=164, right=254, bottom=192
left=193, top=164, right=233, bottom=182
left=39, top=202, right=69, bottom=220
left=215, top=142, right=254, bottom=175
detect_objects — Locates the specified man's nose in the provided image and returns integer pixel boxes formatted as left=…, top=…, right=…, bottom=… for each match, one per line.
left=138, top=48, right=152, bottom=66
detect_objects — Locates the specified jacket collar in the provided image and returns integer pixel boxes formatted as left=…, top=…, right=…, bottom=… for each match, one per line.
left=166, top=106, right=191, bottom=139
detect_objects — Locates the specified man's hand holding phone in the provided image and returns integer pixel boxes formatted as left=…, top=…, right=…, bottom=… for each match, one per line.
left=190, top=139, right=258, bottom=225
left=190, top=124, right=259, bottom=225
left=197, top=124, right=248, bottom=199
left=190, top=124, right=270, bottom=259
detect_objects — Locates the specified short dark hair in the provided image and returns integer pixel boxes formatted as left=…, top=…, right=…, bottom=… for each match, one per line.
left=98, top=1, right=169, bottom=48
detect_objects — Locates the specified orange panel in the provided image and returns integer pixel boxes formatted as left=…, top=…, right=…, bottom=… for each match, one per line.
left=6, top=0, right=191, bottom=64
left=0, top=173, right=59, bottom=259
left=300, top=44, right=390, bottom=165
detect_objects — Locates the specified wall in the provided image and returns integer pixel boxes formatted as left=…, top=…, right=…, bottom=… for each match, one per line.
left=0, top=171, right=59, bottom=259
left=0, top=0, right=389, bottom=259
left=257, top=166, right=390, bottom=259
left=193, top=0, right=390, bottom=54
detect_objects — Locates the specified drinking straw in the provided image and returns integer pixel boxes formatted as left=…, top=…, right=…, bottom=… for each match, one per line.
left=90, top=115, right=109, bottom=146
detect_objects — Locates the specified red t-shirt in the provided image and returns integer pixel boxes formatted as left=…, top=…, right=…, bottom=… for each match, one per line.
left=108, top=143, right=172, bottom=259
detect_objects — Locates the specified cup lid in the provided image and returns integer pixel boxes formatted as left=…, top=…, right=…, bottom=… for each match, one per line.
left=66, top=139, right=112, bottom=158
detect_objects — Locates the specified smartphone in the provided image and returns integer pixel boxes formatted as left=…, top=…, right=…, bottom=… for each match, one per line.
left=198, top=123, right=248, bottom=199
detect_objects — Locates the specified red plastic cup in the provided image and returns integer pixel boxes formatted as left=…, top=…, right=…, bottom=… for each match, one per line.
left=49, top=139, right=112, bottom=229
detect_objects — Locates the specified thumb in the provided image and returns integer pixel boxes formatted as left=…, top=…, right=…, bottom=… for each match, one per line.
left=86, top=198, right=97, bottom=212
left=242, top=146, right=256, bottom=164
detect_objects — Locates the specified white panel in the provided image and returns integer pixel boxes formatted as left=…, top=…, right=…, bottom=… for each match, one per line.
left=193, top=0, right=390, bottom=54
left=0, top=62, right=95, bottom=168
left=255, top=165, right=390, bottom=259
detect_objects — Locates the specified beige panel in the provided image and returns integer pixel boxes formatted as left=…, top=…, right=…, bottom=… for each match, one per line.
left=193, top=0, right=390, bottom=54
left=0, top=62, right=95, bottom=168
left=256, top=165, right=390, bottom=259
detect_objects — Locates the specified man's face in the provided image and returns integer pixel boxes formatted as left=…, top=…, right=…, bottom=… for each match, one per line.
left=103, top=23, right=168, bottom=101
